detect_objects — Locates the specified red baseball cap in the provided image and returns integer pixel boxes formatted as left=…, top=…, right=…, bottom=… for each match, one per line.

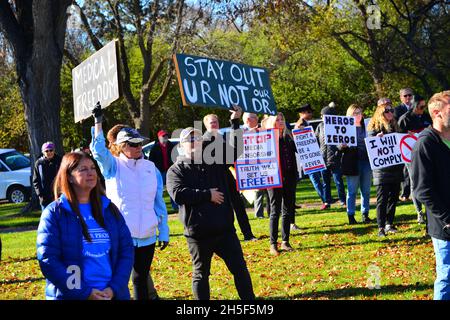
left=157, top=130, right=168, bottom=138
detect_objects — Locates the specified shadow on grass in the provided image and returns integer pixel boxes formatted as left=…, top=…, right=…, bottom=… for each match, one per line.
left=299, top=234, right=430, bottom=250
left=0, top=276, right=44, bottom=285
left=262, top=283, right=433, bottom=300
left=1, top=256, right=36, bottom=264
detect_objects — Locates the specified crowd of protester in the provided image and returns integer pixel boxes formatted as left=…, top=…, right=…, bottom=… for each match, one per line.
left=34, top=89, right=450, bottom=300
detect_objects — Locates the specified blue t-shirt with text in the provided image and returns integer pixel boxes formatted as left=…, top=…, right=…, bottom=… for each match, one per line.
left=79, top=203, right=112, bottom=290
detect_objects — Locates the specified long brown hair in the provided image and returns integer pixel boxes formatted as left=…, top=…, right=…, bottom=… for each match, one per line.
left=107, top=124, right=129, bottom=157
left=367, top=103, right=399, bottom=133
left=53, top=152, right=106, bottom=242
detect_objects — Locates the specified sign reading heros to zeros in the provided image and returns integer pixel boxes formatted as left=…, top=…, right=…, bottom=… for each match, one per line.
left=72, top=40, right=120, bottom=123
left=173, top=53, right=277, bottom=115
left=323, top=115, right=357, bottom=146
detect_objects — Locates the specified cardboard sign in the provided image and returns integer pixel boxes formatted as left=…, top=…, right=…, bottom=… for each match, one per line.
left=365, top=133, right=405, bottom=170
left=323, top=115, right=357, bottom=146
left=399, top=134, right=419, bottom=163
left=235, top=129, right=282, bottom=191
left=292, top=126, right=326, bottom=175
left=72, top=40, right=120, bottom=123
left=173, top=53, right=277, bottom=115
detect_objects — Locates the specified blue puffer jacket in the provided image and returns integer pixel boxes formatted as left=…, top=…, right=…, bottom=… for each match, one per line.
left=36, top=194, right=134, bottom=300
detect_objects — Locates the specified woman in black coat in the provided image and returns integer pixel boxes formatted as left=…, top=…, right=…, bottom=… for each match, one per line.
left=367, top=98, right=404, bottom=237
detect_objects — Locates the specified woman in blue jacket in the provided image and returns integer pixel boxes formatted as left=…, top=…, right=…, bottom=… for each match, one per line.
left=37, top=152, right=134, bottom=300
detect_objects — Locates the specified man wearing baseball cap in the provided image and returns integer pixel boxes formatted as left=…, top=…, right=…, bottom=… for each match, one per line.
left=148, top=129, right=178, bottom=210
left=166, top=106, right=255, bottom=300
left=33, top=141, right=62, bottom=210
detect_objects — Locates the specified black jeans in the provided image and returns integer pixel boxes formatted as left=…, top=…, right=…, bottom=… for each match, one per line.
left=186, top=233, right=255, bottom=300
left=267, top=175, right=296, bottom=245
left=376, top=183, right=400, bottom=228
left=132, top=244, right=156, bottom=300
left=230, top=187, right=254, bottom=239
left=400, top=165, right=411, bottom=198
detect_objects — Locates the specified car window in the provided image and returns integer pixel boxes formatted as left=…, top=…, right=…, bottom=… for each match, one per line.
left=0, top=161, right=8, bottom=172
left=0, top=151, right=31, bottom=170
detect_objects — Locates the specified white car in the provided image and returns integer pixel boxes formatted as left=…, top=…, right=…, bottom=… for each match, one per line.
left=0, top=149, right=31, bottom=203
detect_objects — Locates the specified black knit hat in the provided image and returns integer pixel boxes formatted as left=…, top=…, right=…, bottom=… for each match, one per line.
left=320, top=106, right=337, bottom=115
left=297, top=103, right=313, bottom=113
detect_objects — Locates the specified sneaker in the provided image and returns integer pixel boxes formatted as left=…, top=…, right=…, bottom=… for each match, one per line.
left=399, top=196, right=410, bottom=202
left=417, top=212, right=425, bottom=224
left=270, top=244, right=280, bottom=256
left=340, top=202, right=347, bottom=208
left=361, top=214, right=373, bottom=223
left=281, top=241, right=294, bottom=251
left=290, top=224, right=301, bottom=231
left=348, top=215, right=358, bottom=225
left=244, top=236, right=258, bottom=242
left=378, top=228, right=386, bottom=238
left=385, top=225, right=398, bottom=234
left=320, top=203, right=330, bottom=210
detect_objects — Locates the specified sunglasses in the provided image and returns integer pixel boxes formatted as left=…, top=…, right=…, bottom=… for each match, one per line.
left=126, top=141, right=142, bottom=148
left=182, top=136, right=203, bottom=143
left=44, top=149, right=54, bottom=153
left=403, top=94, right=412, bottom=97
left=384, top=108, right=394, bottom=114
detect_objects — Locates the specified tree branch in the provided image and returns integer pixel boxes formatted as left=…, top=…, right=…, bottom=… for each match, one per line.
left=73, top=1, right=103, bottom=50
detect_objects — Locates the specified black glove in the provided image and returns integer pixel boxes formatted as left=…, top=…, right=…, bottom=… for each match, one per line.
left=158, top=241, right=169, bottom=251
left=92, top=102, right=103, bottom=124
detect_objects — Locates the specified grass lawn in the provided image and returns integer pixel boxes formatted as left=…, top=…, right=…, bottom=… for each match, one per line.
left=0, top=180, right=435, bottom=300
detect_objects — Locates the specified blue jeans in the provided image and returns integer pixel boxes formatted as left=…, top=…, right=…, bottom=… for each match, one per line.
left=432, top=237, right=450, bottom=300
left=346, top=160, right=372, bottom=217
left=308, top=171, right=326, bottom=203
left=321, top=167, right=346, bottom=204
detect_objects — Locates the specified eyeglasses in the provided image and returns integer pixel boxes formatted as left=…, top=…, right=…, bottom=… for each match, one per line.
left=73, top=166, right=97, bottom=174
left=182, top=136, right=203, bottom=143
left=126, top=141, right=142, bottom=148
left=353, top=111, right=362, bottom=115
left=403, top=94, right=413, bottom=97
left=44, top=149, right=54, bottom=153
left=384, top=108, right=394, bottom=114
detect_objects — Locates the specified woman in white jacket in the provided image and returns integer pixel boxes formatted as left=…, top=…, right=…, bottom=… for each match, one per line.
left=90, top=105, right=169, bottom=300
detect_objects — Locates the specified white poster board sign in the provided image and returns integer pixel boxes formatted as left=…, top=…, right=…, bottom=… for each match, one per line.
left=365, top=133, right=406, bottom=170
left=72, top=40, right=120, bottom=122
left=235, top=129, right=282, bottom=191
left=292, top=126, right=326, bottom=175
left=324, top=115, right=357, bottom=146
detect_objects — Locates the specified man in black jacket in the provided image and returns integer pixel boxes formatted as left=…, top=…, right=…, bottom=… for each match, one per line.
left=166, top=107, right=255, bottom=300
left=411, top=91, right=450, bottom=300
left=395, top=88, right=415, bottom=201
left=32, top=141, right=62, bottom=210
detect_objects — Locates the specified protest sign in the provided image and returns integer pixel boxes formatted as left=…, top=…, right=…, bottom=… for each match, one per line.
left=399, top=134, right=419, bottom=163
left=292, top=126, right=326, bottom=175
left=365, top=133, right=405, bottom=170
left=323, top=115, right=357, bottom=146
left=173, top=53, right=277, bottom=115
left=235, top=129, right=282, bottom=191
left=72, top=40, right=120, bottom=123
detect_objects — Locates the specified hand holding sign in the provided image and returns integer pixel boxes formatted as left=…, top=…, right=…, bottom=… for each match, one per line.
left=92, top=102, right=103, bottom=124
left=230, top=105, right=243, bottom=120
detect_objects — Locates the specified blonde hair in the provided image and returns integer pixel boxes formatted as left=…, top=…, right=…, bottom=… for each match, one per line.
left=367, top=103, right=398, bottom=133
left=263, top=112, right=291, bottom=138
left=346, top=104, right=362, bottom=117
left=428, top=91, right=450, bottom=119
left=203, top=114, right=218, bottom=127
left=107, top=124, right=129, bottom=157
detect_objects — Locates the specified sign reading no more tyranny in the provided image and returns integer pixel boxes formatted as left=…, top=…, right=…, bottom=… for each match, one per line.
left=72, top=40, right=121, bottom=123
left=173, top=53, right=277, bottom=115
